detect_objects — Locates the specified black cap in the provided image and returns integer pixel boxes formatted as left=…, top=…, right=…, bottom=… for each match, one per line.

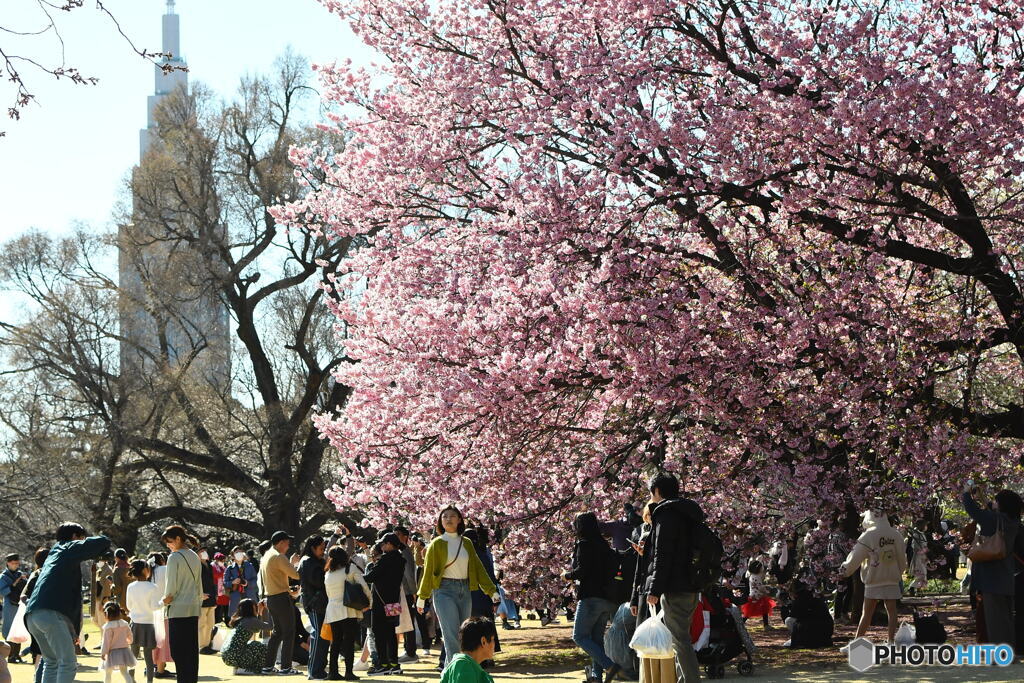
left=270, top=531, right=294, bottom=544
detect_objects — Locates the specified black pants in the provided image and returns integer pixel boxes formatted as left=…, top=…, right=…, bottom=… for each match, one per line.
left=371, top=611, right=398, bottom=668
left=265, top=593, right=296, bottom=669
left=405, top=593, right=428, bottom=656
left=167, top=616, right=199, bottom=683
left=328, top=618, right=360, bottom=676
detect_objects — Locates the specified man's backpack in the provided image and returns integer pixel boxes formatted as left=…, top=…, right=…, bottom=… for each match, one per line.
left=606, top=550, right=636, bottom=604
left=688, top=519, right=724, bottom=592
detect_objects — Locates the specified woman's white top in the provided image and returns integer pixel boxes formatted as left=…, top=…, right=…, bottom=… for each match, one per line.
left=441, top=532, right=469, bottom=580
left=324, top=565, right=371, bottom=623
left=126, top=579, right=162, bottom=625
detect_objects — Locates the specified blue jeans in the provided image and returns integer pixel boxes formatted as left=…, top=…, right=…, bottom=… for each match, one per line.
left=572, top=597, right=615, bottom=675
left=306, top=607, right=328, bottom=678
left=24, top=609, right=77, bottom=683
left=432, top=579, right=471, bottom=668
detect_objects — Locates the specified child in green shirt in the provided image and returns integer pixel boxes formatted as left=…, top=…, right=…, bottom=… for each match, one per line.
left=440, top=616, right=498, bottom=683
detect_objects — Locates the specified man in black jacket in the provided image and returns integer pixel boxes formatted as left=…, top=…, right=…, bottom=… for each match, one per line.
left=644, top=473, right=704, bottom=682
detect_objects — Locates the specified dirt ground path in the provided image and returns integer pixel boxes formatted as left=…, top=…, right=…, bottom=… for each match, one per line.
left=9, top=607, right=1022, bottom=683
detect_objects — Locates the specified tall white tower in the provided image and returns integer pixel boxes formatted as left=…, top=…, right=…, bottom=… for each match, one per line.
left=121, top=1, right=232, bottom=389
left=140, top=0, right=188, bottom=158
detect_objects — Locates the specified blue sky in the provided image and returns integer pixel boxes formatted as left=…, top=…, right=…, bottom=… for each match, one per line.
left=0, top=0, right=374, bottom=241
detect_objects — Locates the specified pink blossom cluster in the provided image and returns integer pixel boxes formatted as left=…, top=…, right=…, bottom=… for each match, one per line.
left=275, top=0, right=1024, bottom=598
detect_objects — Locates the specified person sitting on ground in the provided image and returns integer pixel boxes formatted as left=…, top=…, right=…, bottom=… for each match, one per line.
left=221, top=599, right=272, bottom=675
left=440, top=617, right=498, bottom=683
left=604, top=603, right=638, bottom=680
left=781, top=585, right=834, bottom=649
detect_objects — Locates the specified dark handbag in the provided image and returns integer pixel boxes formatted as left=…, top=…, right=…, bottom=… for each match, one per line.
left=343, top=579, right=369, bottom=611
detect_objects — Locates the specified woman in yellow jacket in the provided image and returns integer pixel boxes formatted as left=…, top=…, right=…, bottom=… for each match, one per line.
left=417, top=506, right=498, bottom=669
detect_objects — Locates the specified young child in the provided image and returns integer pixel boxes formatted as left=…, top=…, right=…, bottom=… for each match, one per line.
left=126, top=559, right=161, bottom=683
left=740, top=560, right=777, bottom=629
left=100, top=601, right=137, bottom=683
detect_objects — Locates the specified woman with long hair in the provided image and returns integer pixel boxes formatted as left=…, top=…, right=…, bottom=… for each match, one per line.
left=416, top=506, right=498, bottom=670
left=220, top=599, right=270, bottom=674
left=159, top=525, right=203, bottom=683
left=299, top=535, right=330, bottom=680
left=325, top=546, right=371, bottom=680
left=569, top=512, right=621, bottom=683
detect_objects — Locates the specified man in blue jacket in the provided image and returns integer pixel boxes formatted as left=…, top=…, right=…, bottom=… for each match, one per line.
left=25, top=522, right=111, bottom=683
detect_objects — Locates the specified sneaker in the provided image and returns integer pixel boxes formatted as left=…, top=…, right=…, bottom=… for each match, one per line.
left=344, top=674, right=360, bottom=681
left=353, top=660, right=369, bottom=672
left=262, top=668, right=279, bottom=675
left=397, top=654, right=418, bottom=663
left=278, top=669, right=302, bottom=676
left=366, top=667, right=388, bottom=676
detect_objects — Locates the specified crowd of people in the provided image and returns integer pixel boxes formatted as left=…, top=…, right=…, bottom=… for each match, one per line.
left=0, top=507, right=514, bottom=683
left=0, top=475, right=1020, bottom=683
left=565, top=474, right=1024, bottom=682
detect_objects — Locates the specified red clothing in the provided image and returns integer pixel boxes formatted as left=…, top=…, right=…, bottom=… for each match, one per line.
left=741, top=596, right=776, bottom=618
left=690, top=596, right=713, bottom=648
left=212, top=563, right=229, bottom=606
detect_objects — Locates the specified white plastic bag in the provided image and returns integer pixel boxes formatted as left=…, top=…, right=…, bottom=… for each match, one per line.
left=895, top=622, right=916, bottom=646
left=629, top=610, right=674, bottom=658
left=211, top=626, right=230, bottom=652
left=7, top=603, right=32, bottom=645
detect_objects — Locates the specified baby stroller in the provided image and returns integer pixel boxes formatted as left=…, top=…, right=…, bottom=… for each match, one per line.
left=694, top=588, right=756, bottom=679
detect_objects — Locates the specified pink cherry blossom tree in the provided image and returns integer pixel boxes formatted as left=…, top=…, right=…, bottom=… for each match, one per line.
left=278, top=0, right=1024, bottom=587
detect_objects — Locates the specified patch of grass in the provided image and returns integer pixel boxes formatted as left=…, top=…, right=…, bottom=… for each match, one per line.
left=496, top=624, right=586, bottom=673
left=923, top=578, right=962, bottom=594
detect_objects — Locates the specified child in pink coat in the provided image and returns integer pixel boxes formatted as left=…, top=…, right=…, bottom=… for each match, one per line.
left=100, top=602, right=137, bottom=683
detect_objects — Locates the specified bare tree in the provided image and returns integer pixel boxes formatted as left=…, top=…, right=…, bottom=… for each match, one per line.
left=0, top=52, right=356, bottom=549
